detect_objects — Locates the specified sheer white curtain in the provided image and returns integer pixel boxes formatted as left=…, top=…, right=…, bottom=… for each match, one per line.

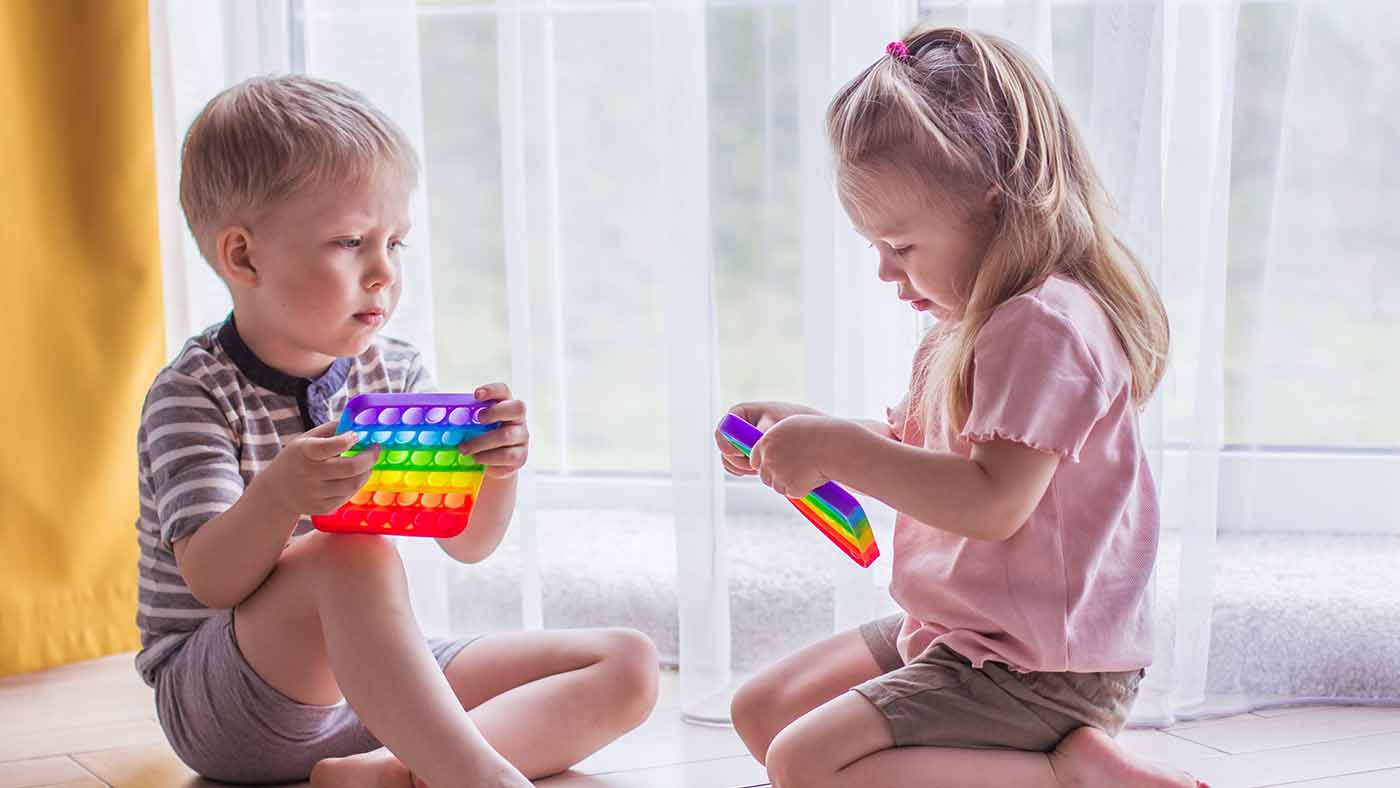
left=149, top=0, right=1400, bottom=729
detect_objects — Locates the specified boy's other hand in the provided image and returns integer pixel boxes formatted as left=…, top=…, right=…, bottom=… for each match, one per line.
left=461, top=383, right=528, bottom=479
left=258, top=420, right=381, bottom=517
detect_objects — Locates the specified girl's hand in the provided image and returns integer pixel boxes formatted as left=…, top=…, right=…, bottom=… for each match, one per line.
left=715, top=401, right=824, bottom=476
left=748, top=414, right=856, bottom=498
left=460, top=383, right=529, bottom=479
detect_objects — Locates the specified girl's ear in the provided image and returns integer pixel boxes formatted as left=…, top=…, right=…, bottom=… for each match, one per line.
left=215, top=225, right=257, bottom=288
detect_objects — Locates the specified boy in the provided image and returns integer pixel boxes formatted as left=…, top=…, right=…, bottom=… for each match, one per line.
left=136, top=75, right=658, bottom=788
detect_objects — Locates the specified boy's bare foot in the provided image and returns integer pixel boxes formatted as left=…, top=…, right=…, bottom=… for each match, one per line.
left=310, top=749, right=426, bottom=788
left=1048, top=727, right=1206, bottom=788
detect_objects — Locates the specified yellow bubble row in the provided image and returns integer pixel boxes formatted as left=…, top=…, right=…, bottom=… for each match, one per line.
left=349, top=490, right=474, bottom=509
left=364, top=469, right=483, bottom=491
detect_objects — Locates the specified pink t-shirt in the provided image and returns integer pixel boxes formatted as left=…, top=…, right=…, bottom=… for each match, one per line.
left=888, top=275, right=1158, bottom=674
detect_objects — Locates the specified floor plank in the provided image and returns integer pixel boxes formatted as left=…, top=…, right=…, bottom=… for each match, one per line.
left=0, top=756, right=95, bottom=788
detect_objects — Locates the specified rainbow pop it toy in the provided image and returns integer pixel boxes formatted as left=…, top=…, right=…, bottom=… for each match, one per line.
left=719, top=413, right=879, bottom=567
left=311, top=393, right=501, bottom=538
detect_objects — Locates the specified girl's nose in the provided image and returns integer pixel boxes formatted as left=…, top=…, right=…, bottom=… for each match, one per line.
left=875, top=250, right=901, bottom=284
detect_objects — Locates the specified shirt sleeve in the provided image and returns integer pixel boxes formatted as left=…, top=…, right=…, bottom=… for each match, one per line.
left=959, top=295, right=1110, bottom=462
left=405, top=351, right=438, bottom=393
left=141, top=372, right=244, bottom=549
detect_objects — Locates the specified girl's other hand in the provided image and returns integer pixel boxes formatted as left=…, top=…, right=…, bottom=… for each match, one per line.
left=714, top=401, right=824, bottom=476
left=749, top=414, right=857, bottom=498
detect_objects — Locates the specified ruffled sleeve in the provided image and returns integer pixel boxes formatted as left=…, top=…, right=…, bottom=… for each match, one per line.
left=959, top=295, right=1110, bottom=462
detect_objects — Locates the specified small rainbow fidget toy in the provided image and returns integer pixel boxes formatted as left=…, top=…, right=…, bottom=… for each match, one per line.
left=718, top=413, right=879, bottom=567
left=311, top=393, right=500, bottom=538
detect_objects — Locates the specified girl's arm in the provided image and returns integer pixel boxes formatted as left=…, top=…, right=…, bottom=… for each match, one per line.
left=835, top=424, right=1059, bottom=542
left=752, top=416, right=1058, bottom=542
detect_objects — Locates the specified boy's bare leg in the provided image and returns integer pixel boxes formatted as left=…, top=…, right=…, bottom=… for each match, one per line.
left=233, top=531, right=530, bottom=788
left=440, top=628, right=659, bottom=778
left=317, top=628, right=661, bottom=783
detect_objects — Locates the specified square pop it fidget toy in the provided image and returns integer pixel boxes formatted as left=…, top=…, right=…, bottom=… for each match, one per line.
left=719, top=413, right=880, bottom=567
left=311, top=393, right=501, bottom=538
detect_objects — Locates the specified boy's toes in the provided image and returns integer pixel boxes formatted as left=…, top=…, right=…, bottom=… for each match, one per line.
left=310, top=749, right=417, bottom=788
left=1049, top=726, right=1199, bottom=788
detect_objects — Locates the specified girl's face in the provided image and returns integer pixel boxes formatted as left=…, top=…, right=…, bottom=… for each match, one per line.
left=841, top=174, right=994, bottom=321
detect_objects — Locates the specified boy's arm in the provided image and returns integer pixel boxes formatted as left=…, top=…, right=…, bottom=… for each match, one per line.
left=751, top=416, right=1060, bottom=542
left=174, top=422, right=375, bottom=608
left=173, top=477, right=300, bottom=610
left=437, top=472, right=517, bottom=564
left=435, top=383, right=529, bottom=564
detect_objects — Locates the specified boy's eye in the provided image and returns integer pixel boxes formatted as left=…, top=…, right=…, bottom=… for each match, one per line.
left=389, top=239, right=409, bottom=251
left=891, top=245, right=913, bottom=256
left=337, top=238, right=362, bottom=249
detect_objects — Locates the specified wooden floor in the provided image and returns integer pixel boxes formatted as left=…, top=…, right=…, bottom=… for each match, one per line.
left=3, top=653, right=1399, bottom=787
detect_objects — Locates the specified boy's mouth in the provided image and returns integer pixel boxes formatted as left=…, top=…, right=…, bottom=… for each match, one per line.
left=354, top=308, right=386, bottom=326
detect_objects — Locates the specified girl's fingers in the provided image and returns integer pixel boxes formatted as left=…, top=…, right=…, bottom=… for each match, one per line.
left=721, top=457, right=754, bottom=476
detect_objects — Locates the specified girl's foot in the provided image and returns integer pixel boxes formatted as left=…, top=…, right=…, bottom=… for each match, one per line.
left=310, top=748, right=427, bottom=788
left=1048, top=727, right=1206, bottom=788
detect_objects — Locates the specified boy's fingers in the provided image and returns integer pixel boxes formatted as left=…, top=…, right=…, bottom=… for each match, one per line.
left=481, top=399, right=525, bottom=424
left=473, top=446, right=527, bottom=468
left=474, top=382, right=512, bottom=402
left=304, top=430, right=360, bottom=461
left=460, top=425, right=527, bottom=455
left=325, top=446, right=381, bottom=479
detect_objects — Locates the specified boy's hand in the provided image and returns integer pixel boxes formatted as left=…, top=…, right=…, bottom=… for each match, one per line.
left=257, top=421, right=382, bottom=517
left=714, top=401, right=824, bottom=477
left=749, top=414, right=858, bottom=498
left=461, top=383, right=529, bottom=479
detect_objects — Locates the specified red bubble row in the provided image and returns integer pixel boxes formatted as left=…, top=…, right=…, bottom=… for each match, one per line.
left=311, top=505, right=472, bottom=538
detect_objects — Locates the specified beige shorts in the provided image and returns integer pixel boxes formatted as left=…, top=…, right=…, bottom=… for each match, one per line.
left=853, top=614, right=1143, bottom=752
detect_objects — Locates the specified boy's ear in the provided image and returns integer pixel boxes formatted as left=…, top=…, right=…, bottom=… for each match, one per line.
left=215, top=225, right=257, bottom=287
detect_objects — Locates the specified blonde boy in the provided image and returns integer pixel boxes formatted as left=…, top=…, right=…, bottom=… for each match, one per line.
left=136, top=75, right=658, bottom=788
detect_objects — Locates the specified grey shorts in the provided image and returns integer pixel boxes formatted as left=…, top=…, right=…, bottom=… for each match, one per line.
left=853, top=614, right=1143, bottom=752
left=153, top=609, right=479, bottom=784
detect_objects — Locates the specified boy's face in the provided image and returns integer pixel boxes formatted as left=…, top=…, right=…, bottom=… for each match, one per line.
left=223, top=174, right=411, bottom=377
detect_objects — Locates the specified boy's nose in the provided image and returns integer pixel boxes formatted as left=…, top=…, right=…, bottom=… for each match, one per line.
left=366, top=253, right=396, bottom=290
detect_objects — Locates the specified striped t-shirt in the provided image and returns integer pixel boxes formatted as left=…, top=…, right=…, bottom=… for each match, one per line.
left=134, top=316, right=433, bottom=685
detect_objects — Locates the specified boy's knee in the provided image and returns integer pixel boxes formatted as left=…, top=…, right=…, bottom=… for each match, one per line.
left=305, top=533, right=404, bottom=583
left=599, top=629, right=660, bottom=725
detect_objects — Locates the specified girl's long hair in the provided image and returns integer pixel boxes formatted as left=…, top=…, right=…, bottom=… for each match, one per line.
left=828, top=27, right=1169, bottom=430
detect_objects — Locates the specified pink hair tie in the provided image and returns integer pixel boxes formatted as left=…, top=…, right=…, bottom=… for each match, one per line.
left=886, top=40, right=910, bottom=61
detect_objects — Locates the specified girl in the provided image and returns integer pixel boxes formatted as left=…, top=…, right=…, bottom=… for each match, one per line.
left=718, top=27, right=1205, bottom=788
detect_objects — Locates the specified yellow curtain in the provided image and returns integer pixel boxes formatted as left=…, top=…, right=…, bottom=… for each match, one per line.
left=0, top=1, right=164, bottom=675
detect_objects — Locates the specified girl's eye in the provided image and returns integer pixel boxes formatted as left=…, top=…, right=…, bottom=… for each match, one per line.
left=891, top=246, right=913, bottom=257
left=337, top=238, right=362, bottom=249
left=389, top=239, right=409, bottom=251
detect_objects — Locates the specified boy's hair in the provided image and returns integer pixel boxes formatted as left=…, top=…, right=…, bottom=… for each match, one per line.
left=179, top=74, right=419, bottom=262
left=828, top=27, right=1169, bottom=431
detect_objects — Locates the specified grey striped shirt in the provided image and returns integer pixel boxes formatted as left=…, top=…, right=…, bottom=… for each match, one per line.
left=134, top=316, right=432, bottom=685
